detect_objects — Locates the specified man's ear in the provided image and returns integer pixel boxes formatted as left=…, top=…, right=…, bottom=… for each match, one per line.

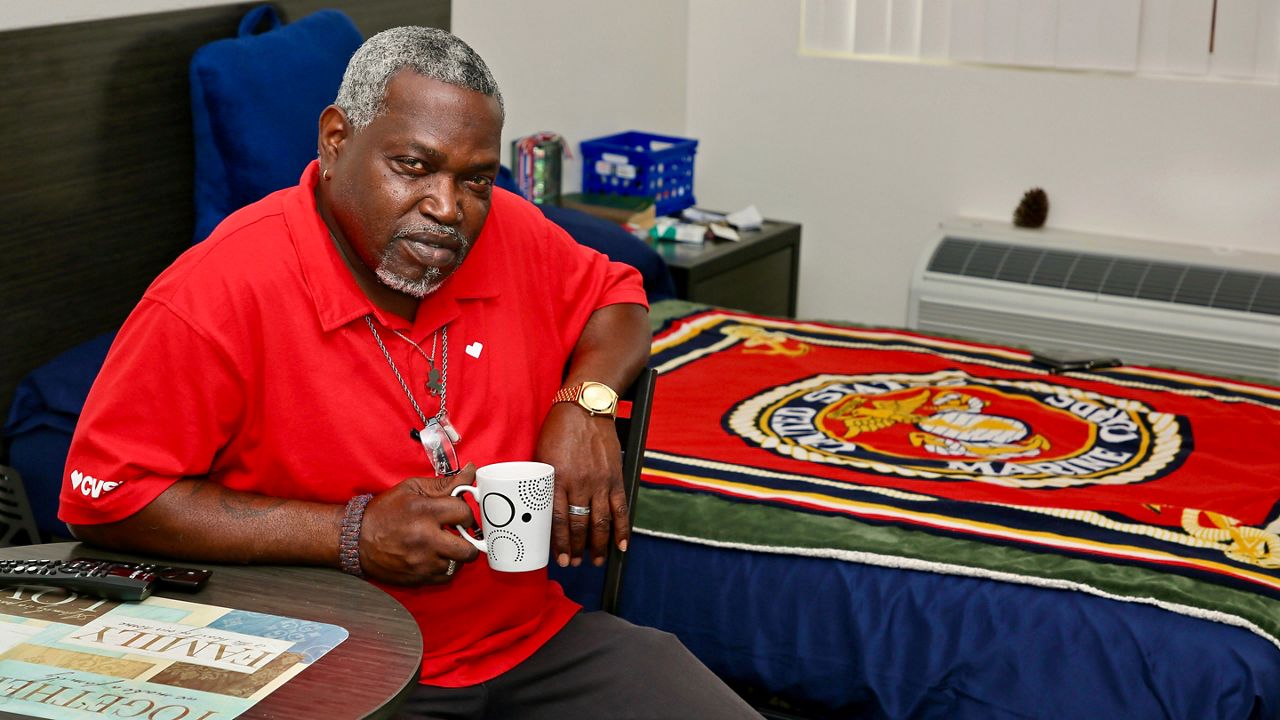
left=317, top=105, right=351, bottom=170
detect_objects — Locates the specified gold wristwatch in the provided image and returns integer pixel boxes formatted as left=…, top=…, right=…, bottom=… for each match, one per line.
left=553, top=381, right=619, bottom=418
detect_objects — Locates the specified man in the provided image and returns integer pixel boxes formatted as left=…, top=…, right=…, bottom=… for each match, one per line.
left=60, top=25, right=758, bottom=720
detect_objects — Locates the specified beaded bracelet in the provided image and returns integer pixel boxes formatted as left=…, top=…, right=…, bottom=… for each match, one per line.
left=339, top=493, right=373, bottom=577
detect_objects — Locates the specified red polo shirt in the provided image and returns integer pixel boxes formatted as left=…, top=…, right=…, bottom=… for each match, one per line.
left=60, top=161, right=647, bottom=686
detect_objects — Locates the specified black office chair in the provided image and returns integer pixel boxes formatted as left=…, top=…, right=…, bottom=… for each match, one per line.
left=0, top=465, right=42, bottom=547
left=600, top=366, right=657, bottom=615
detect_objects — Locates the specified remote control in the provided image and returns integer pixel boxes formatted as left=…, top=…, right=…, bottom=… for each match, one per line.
left=0, top=559, right=212, bottom=602
left=1030, top=349, right=1123, bottom=374
left=71, top=559, right=214, bottom=592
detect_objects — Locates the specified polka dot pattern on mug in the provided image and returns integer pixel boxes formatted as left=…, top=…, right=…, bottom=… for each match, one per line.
left=519, top=474, right=553, bottom=511
left=489, top=531, right=525, bottom=564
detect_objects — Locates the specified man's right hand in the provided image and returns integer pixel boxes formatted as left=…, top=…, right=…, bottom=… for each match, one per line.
left=356, top=464, right=481, bottom=585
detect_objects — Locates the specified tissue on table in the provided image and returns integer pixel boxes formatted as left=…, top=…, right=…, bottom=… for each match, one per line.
left=650, top=217, right=707, bottom=243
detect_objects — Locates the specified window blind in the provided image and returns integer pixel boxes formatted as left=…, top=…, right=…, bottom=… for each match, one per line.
left=801, top=0, right=1280, bottom=82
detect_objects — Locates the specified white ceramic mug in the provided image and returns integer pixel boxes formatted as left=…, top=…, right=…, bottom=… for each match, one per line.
left=452, top=461, right=555, bottom=572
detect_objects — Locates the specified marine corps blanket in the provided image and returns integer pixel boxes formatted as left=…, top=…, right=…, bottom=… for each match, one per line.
left=636, top=304, right=1280, bottom=646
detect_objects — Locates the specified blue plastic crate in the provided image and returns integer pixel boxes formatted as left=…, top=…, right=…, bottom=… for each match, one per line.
left=580, top=131, right=698, bottom=216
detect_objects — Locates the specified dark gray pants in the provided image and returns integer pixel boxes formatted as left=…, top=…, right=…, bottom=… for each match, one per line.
left=395, top=611, right=762, bottom=719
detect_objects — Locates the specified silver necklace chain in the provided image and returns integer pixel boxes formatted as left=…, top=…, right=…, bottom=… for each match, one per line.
left=390, top=324, right=447, bottom=403
left=364, top=316, right=448, bottom=425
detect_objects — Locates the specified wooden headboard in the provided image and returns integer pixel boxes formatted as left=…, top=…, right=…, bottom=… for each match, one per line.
left=0, top=1, right=448, bottom=439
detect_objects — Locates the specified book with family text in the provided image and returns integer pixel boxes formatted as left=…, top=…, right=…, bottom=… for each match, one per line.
left=0, top=586, right=347, bottom=719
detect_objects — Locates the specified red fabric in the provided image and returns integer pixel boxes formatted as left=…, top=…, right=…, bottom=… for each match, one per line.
left=649, top=311, right=1280, bottom=524
left=60, top=161, right=648, bottom=687
left=643, top=310, right=1280, bottom=593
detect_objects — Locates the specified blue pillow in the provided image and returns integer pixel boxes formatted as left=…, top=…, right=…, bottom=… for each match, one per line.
left=190, top=6, right=362, bottom=243
left=540, top=205, right=677, bottom=302
left=3, top=332, right=116, bottom=539
left=496, top=167, right=676, bottom=302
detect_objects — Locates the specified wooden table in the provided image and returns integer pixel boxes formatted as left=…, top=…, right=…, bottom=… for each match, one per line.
left=0, top=543, right=422, bottom=719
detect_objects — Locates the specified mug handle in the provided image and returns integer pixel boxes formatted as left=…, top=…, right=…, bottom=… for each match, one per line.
left=451, top=485, right=486, bottom=553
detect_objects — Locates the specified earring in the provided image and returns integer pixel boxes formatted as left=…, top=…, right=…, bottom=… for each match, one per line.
left=323, top=168, right=331, bottom=181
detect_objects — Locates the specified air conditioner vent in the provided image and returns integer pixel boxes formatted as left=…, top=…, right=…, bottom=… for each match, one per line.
left=1133, top=262, right=1179, bottom=302
left=1031, top=250, right=1075, bottom=288
left=916, top=300, right=1280, bottom=380
left=994, top=247, right=1041, bottom=283
left=926, top=238, right=977, bottom=275
left=926, top=237, right=1280, bottom=316
left=910, top=221, right=1280, bottom=382
left=1064, top=254, right=1110, bottom=293
left=1173, top=267, right=1223, bottom=307
left=1257, top=277, right=1280, bottom=315
left=1214, top=273, right=1264, bottom=312
left=1104, top=259, right=1148, bottom=297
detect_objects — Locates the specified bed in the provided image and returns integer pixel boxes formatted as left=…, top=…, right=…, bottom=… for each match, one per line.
left=610, top=299, right=1280, bottom=720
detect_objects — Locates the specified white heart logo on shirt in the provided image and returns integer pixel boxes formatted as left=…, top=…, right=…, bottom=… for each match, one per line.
left=465, top=342, right=483, bottom=358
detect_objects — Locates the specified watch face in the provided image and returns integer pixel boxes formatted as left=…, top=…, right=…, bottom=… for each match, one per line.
left=581, top=383, right=615, bottom=412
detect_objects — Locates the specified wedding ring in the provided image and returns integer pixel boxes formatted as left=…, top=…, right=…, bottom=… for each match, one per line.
left=445, top=559, right=457, bottom=576
left=567, top=504, right=592, bottom=517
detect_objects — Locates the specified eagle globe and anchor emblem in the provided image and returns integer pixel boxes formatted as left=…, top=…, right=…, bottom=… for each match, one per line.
left=714, top=324, right=1280, bottom=566
left=721, top=331, right=1186, bottom=490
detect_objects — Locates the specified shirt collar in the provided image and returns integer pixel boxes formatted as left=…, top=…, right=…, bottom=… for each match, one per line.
left=284, top=161, right=502, bottom=334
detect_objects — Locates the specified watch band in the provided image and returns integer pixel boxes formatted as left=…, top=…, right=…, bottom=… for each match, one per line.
left=551, top=385, right=581, bottom=404
left=553, top=381, right=618, bottom=418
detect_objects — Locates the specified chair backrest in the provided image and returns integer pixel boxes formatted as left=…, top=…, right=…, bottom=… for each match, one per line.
left=601, top=366, right=658, bottom=615
left=0, top=465, right=42, bottom=547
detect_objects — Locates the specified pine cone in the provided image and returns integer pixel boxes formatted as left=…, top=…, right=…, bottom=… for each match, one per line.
left=1013, top=188, right=1049, bottom=229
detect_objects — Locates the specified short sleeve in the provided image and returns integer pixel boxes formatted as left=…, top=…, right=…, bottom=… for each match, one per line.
left=526, top=212, right=648, bottom=351
left=59, top=298, right=245, bottom=525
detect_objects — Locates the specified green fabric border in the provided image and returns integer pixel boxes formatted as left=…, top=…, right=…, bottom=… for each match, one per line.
left=650, top=299, right=709, bottom=330
left=634, top=485, right=1280, bottom=645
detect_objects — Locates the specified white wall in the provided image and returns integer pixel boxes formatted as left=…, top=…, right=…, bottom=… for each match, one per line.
left=452, top=1, right=689, bottom=187
left=17, top=1, right=1276, bottom=328
left=686, top=0, right=1280, bottom=325
left=460, top=0, right=1280, bottom=327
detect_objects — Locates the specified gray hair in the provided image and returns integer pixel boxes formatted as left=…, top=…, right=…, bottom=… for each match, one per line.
left=334, top=27, right=504, bottom=131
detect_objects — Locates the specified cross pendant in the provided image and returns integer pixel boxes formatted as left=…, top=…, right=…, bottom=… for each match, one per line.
left=426, top=368, right=444, bottom=396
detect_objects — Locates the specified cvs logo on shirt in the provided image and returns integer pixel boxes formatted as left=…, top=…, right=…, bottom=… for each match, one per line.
left=69, top=470, right=119, bottom=499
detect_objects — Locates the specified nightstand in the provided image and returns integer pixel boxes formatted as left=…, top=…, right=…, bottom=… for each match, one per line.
left=646, top=219, right=802, bottom=317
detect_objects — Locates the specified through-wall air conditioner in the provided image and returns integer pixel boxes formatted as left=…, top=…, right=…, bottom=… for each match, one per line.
left=908, top=219, right=1280, bottom=382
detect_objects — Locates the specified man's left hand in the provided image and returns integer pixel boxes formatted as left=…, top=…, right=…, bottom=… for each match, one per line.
left=536, top=402, right=626, bottom=568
